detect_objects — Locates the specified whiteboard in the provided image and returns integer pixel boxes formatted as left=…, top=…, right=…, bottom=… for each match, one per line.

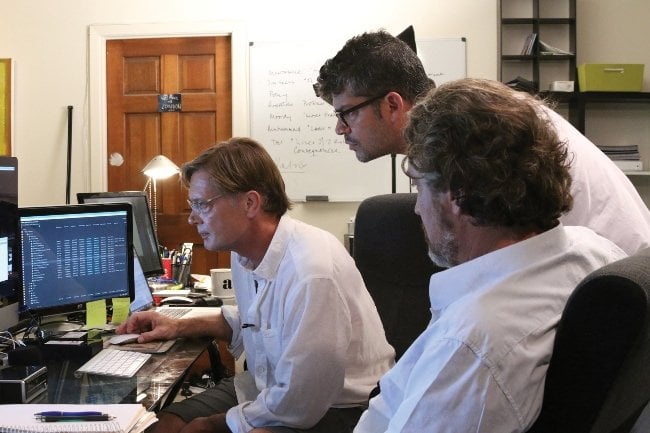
left=249, top=38, right=466, bottom=201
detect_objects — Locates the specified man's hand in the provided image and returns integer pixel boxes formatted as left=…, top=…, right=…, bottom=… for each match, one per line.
left=115, top=311, right=180, bottom=343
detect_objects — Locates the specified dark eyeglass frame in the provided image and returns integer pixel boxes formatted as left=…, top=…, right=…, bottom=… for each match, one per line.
left=334, top=93, right=387, bottom=128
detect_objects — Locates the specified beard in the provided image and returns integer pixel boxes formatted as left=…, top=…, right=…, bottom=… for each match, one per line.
left=426, top=224, right=458, bottom=269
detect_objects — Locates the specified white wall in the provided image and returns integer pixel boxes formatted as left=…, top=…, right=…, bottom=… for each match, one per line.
left=2, top=0, right=649, bottom=242
left=0, top=0, right=496, bottom=242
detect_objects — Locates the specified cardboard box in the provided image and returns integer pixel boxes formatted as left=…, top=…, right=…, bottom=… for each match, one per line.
left=578, top=64, right=644, bottom=92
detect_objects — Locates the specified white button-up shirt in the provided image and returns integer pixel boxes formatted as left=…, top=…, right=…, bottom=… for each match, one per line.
left=355, top=225, right=626, bottom=433
left=549, top=106, right=650, bottom=255
left=222, top=215, right=394, bottom=432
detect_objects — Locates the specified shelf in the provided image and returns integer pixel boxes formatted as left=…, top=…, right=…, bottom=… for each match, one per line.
left=499, top=0, right=576, bottom=92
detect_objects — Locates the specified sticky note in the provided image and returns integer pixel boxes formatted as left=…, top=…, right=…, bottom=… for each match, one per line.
left=85, top=299, right=107, bottom=328
left=111, top=297, right=131, bottom=325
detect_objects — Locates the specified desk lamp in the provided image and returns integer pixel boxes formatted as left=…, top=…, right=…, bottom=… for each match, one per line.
left=142, top=155, right=179, bottom=233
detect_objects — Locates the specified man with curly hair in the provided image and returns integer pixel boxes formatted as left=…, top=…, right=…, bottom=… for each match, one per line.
left=353, top=78, right=627, bottom=433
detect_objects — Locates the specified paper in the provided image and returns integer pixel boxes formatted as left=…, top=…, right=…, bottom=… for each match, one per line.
left=85, top=299, right=107, bottom=328
left=110, top=297, right=131, bottom=325
left=0, top=404, right=156, bottom=433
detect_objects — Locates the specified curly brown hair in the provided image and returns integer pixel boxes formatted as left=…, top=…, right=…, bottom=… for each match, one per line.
left=404, top=78, right=573, bottom=230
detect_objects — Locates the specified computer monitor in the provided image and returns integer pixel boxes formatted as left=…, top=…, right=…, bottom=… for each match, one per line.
left=77, top=191, right=163, bottom=277
left=0, top=156, right=19, bottom=330
left=18, top=203, right=134, bottom=321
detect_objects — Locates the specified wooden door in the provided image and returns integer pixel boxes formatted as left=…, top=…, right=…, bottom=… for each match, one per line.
left=106, top=36, right=232, bottom=274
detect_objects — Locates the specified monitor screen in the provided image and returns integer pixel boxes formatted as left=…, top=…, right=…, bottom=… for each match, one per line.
left=0, top=156, right=19, bottom=330
left=77, top=191, right=163, bottom=277
left=19, top=203, right=134, bottom=320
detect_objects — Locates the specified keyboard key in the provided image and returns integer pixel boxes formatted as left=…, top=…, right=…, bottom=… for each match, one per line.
left=157, top=308, right=191, bottom=319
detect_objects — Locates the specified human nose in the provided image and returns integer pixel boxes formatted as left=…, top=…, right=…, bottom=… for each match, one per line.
left=187, top=209, right=201, bottom=225
left=335, top=118, right=350, bottom=135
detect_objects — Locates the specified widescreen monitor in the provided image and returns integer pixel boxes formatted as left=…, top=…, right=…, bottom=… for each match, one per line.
left=77, top=191, right=163, bottom=277
left=0, top=156, right=19, bottom=330
left=19, top=203, right=134, bottom=321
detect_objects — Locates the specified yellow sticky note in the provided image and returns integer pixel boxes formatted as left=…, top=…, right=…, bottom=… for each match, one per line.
left=85, top=299, right=107, bottom=328
left=111, top=297, right=131, bottom=325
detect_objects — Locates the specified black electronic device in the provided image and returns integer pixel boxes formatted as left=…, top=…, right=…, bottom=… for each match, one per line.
left=0, top=156, right=20, bottom=332
left=0, top=365, right=48, bottom=403
left=18, top=203, right=134, bottom=321
left=77, top=191, right=163, bottom=277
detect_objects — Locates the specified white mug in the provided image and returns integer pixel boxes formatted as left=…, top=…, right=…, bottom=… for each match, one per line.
left=210, top=268, right=234, bottom=298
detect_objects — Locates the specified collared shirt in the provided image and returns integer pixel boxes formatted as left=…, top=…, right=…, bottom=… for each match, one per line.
left=355, top=225, right=626, bottom=433
left=547, top=106, right=650, bottom=255
left=221, top=215, right=395, bottom=432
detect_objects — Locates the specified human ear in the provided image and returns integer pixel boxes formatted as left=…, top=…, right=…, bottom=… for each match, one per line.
left=243, top=190, right=262, bottom=217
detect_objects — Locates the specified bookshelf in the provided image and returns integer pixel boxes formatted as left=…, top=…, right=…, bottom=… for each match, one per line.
left=499, top=0, right=576, bottom=92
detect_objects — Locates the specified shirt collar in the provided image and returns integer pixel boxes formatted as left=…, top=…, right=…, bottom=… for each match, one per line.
left=236, top=214, right=293, bottom=281
left=429, top=225, right=567, bottom=311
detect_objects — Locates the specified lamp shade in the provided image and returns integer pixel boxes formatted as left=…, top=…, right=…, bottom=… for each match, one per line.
left=142, top=155, right=179, bottom=180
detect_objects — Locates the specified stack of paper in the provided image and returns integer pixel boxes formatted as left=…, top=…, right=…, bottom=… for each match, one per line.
left=0, top=404, right=156, bottom=433
left=597, top=145, right=643, bottom=171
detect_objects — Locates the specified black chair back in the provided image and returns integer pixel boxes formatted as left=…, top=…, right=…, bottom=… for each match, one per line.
left=528, top=250, right=650, bottom=433
left=353, top=193, right=441, bottom=359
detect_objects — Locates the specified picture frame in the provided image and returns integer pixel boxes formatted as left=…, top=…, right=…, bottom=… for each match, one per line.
left=0, top=58, right=11, bottom=155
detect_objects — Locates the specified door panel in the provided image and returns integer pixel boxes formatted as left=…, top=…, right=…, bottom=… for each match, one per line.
left=107, top=36, right=232, bottom=274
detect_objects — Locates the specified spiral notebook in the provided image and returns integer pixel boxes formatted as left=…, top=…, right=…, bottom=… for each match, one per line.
left=0, top=404, right=155, bottom=433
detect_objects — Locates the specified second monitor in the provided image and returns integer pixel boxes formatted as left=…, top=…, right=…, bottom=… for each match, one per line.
left=77, top=191, right=163, bottom=277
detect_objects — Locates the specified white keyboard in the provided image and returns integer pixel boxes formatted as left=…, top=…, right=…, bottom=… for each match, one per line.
left=157, top=307, right=192, bottom=318
left=76, top=348, right=152, bottom=378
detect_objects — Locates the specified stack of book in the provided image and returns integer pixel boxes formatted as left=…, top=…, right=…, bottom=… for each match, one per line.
left=597, top=144, right=643, bottom=171
left=521, top=33, right=537, bottom=55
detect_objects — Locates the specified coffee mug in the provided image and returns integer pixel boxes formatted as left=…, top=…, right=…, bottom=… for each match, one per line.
left=210, top=268, right=234, bottom=298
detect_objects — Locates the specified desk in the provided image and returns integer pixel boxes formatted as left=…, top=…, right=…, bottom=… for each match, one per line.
left=37, top=337, right=210, bottom=411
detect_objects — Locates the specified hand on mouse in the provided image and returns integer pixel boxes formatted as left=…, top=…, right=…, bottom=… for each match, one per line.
left=115, top=311, right=181, bottom=343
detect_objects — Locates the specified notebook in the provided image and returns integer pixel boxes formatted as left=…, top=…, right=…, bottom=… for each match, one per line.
left=130, top=255, right=221, bottom=320
left=0, top=403, right=156, bottom=433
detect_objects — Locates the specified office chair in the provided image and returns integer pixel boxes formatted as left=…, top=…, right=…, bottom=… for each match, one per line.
left=528, top=248, right=650, bottom=433
left=353, top=193, right=441, bottom=360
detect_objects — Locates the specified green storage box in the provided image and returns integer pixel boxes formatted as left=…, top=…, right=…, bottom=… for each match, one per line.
left=578, top=64, right=644, bottom=92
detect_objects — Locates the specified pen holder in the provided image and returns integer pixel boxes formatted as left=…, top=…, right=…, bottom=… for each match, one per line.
left=172, top=262, right=191, bottom=287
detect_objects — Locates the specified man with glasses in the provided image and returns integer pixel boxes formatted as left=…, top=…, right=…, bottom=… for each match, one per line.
left=315, top=30, right=650, bottom=255
left=117, top=137, right=394, bottom=433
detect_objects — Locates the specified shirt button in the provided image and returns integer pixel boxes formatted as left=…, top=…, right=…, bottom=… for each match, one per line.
left=257, top=366, right=266, bottom=375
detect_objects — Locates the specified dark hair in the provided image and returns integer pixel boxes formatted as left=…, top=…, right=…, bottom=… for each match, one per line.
left=404, top=78, right=573, bottom=231
left=180, top=137, right=292, bottom=217
left=314, top=30, right=433, bottom=104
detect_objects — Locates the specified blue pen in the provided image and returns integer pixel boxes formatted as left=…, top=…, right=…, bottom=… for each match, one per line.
left=35, top=411, right=103, bottom=417
left=34, top=411, right=112, bottom=422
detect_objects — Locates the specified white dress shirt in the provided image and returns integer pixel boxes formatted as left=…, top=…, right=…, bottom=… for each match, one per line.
left=547, top=106, right=650, bottom=255
left=355, top=225, right=626, bottom=433
left=221, top=215, right=395, bottom=432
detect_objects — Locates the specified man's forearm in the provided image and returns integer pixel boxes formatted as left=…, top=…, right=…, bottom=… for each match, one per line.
left=176, top=313, right=233, bottom=342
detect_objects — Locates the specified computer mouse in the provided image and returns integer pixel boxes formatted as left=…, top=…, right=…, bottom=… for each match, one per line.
left=160, top=296, right=195, bottom=305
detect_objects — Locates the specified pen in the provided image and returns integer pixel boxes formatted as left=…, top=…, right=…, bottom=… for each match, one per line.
left=41, top=415, right=112, bottom=422
left=35, top=411, right=104, bottom=417
left=34, top=412, right=112, bottom=422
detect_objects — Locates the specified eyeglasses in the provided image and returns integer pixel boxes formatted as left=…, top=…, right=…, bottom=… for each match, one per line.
left=186, top=194, right=224, bottom=214
left=334, top=94, right=387, bottom=128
